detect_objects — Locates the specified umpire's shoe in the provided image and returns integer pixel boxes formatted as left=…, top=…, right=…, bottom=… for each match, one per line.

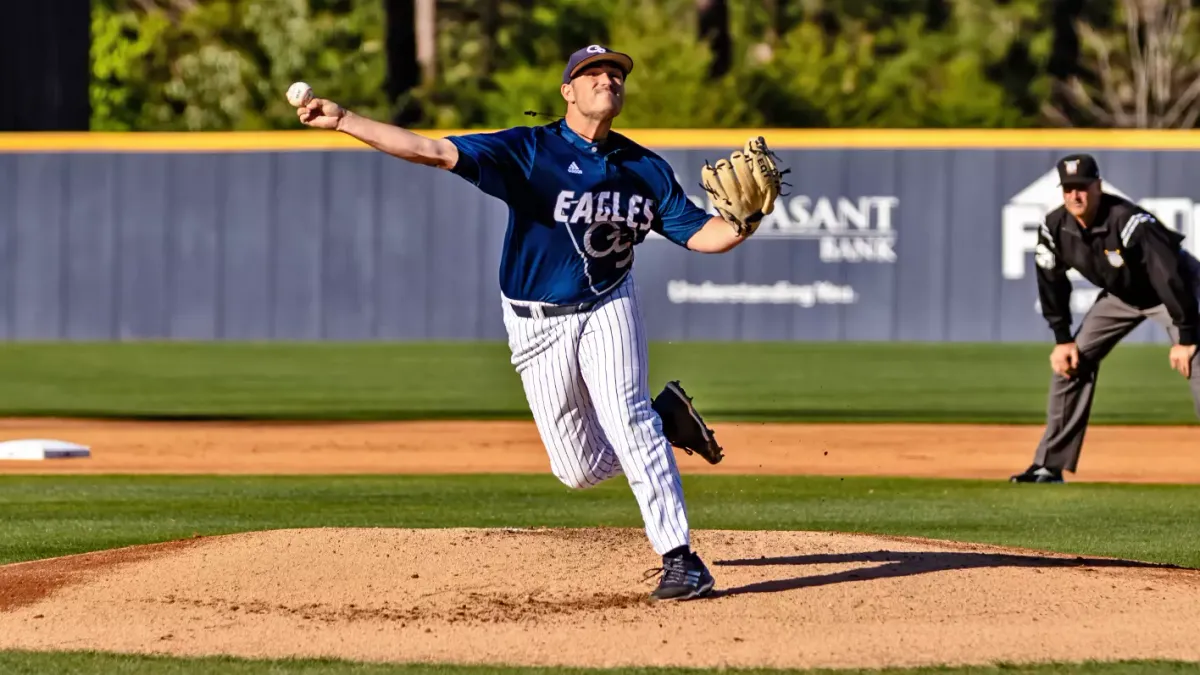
left=652, top=380, right=724, bottom=464
left=1010, top=464, right=1065, bottom=483
left=647, top=548, right=716, bottom=601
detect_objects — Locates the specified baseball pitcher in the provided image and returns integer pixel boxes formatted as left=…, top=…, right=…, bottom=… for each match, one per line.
left=294, top=45, right=783, bottom=600
left=1012, top=154, right=1200, bottom=483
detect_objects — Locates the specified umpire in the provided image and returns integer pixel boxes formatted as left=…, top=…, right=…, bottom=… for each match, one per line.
left=1011, top=153, right=1200, bottom=483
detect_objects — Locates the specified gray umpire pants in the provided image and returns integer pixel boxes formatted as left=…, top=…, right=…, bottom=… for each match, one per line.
left=1034, top=257, right=1200, bottom=473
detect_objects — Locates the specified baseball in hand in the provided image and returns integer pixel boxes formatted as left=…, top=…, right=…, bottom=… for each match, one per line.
left=286, top=82, right=313, bottom=108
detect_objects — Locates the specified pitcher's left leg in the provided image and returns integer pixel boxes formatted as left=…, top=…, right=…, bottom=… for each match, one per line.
left=578, top=278, right=715, bottom=601
left=577, top=279, right=689, bottom=556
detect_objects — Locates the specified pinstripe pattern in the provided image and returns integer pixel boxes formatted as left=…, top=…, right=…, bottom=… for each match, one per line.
left=501, top=274, right=689, bottom=555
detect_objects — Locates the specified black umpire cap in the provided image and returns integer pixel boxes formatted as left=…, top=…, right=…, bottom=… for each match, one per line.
left=562, top=45, right=634, bottom=84
left=1056, top=153, right=1101, bottom=188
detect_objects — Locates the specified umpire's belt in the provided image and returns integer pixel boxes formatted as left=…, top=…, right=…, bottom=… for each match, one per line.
left=509, top=298, right=599, bottom=319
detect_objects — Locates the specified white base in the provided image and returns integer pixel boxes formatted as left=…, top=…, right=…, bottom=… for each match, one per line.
left=0, top=438, right=92, bottom=461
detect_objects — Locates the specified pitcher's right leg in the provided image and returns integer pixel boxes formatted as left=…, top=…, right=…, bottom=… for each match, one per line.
left=501, top=300, right=621, bottom=488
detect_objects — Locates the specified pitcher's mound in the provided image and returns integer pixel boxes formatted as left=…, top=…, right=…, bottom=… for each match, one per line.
left=2, top=527, right=1200, bottom=670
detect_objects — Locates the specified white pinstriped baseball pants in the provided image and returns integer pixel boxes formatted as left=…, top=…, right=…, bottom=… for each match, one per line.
left=501, top=275, right=690, bottom=555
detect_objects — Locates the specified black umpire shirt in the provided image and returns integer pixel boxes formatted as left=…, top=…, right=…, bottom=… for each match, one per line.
left=1035, top=193, right=1199, bottom=346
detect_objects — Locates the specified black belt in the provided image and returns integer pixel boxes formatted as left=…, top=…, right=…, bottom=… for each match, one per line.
left=510, top=298, right=600, bottom=318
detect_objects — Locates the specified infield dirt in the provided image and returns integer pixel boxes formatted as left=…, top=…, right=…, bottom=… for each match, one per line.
left=1, top=418, right=1199, bottom=482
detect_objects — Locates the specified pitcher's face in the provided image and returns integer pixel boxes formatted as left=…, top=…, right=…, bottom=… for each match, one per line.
left=562, top=63, right=625, bottom=119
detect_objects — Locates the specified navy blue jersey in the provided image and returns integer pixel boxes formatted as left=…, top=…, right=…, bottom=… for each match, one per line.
left=446, top=119, right=711, bottom=305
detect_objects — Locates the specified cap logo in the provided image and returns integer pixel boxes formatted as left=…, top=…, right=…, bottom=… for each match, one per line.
left=586, top=45, right=607, bottom=54
left=1064, top=160, right=1079, bottom=175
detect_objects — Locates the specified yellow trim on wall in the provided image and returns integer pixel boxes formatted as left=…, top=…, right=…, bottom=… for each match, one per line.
left=4, top=128, right=1200, bottom=152
left=0, top=131, right=375, bottom=153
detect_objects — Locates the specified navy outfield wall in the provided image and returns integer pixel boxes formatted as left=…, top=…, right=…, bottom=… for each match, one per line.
left=2, top=131, right=1200, bottom=343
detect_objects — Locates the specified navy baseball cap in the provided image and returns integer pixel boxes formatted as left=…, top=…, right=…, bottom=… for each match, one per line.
left=562, top=45, right=634, bottom=84
left=1056, top=153, right=1101, bottom=187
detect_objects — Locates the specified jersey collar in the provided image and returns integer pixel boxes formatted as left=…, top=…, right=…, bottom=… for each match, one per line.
left=552, top=119, right=628, bottom=157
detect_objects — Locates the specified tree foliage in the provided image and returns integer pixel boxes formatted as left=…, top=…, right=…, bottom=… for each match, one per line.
left=1045, top=0, right=1200, bottom=128
left=88, top=0, right=1200, bottom=130
left=91, top=0, right=391, bottom=131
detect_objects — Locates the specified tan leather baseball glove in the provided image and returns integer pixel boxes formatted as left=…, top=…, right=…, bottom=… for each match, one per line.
left=700, top=136, right=784, bottom=237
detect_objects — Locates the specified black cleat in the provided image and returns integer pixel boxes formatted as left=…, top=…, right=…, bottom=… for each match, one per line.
left=651, top=380, right=723, bottom=464
left=646, top=550, right=716, bottom=601
left=1010, top=464, right=1065, bottom=483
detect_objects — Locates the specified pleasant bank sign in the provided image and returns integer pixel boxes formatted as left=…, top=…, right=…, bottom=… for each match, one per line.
left=646, top=183, right=891, bottom=307
left=649, top=181, right=901, bottom=264
left=747, top=194, right=900, bottom=263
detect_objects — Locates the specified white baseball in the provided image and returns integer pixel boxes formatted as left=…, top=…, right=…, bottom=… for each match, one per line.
left=286, top=81, right=313, bottom=107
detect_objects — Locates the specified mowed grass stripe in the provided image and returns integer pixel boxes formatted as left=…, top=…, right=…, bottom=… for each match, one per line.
left=0, top=650, right=1199, bottom=674
left=0, top=342, right=1196, bottom=423
left=2, top=475, right=1199, bottom=568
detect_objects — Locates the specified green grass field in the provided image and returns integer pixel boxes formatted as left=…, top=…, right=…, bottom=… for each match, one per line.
left=0, top=651, right=1198, bottom=675
left=3, top=475, right=1200, bottom=568
left=2, top=342, right=1198, bottom=674
left=0, top=341, right=1195, bottom=423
